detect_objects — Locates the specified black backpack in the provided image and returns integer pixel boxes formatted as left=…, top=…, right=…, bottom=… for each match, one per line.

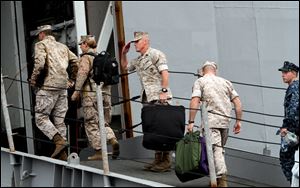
left=82, top=51, right=119, bottom=85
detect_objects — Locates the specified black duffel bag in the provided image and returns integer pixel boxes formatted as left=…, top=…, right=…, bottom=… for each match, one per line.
left=141, top=104, right=185, bottom=151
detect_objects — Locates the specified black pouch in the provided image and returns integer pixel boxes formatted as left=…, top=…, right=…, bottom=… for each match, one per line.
left=35, top=66, right=48, bottom=88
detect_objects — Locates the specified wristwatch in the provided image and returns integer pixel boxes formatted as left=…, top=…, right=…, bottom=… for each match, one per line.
left=188, top=120, right=195, bottom=124
left=161, top=88, right=168, bottom=93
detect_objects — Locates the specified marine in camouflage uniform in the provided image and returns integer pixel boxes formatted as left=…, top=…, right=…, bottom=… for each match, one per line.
left=278, top=61, right=299, bottom=183
left=127, top=47, right=172, bottom=103
left=71, top=35, right=119, bottom=160
left=121, top=32, right=172, bottom=172
left=187, top=61, right=242, bottom=187
left=29, top=25, right=78, bottom=160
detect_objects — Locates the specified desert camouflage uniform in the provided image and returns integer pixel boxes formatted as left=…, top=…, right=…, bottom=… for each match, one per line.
left=128, top=47, right=172, bottom=169
left=128, top=47, right=172, bottom=102
left=75, top=49, right=116, bottom=150
left=280, top=80, right=299, bottom=182
left=192, top=74, right=239, bottom=176
left=31, top=35, right=78, bottom=140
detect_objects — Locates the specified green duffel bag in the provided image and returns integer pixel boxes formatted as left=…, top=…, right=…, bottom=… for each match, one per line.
left=175, top=131, right=201, bottom=174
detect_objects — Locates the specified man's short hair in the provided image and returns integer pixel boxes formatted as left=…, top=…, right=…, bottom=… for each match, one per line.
left=201, top=61, right=217, bottom=70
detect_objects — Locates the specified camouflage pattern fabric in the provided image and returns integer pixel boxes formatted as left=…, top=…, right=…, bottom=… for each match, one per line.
left=282, top=80, right=299, bottom=135
left=280, top=146, right=298, bottom=182
left=75, top=49, right=112, bottom=124
left=280, top=80, right=299, bottom=182
left=192, top=74, right=239, bottom=129
left=75, top=48, right=96, bottom=97
left=75, top=49, right=115, bottom=150
left=128, top=47, right=172, bottom=158
left=210, top=128, right=229, bottom=176
left=35, top=89, right=68, bottom=140
left=32, top=35, right=78, bottom=142
left=31, top=35, right=78, bottom=90
left=127, top=47, right=172, bottom=102
left=82, top=96, right=116, bottom=150
left=192, top=74, right=239, bottom=177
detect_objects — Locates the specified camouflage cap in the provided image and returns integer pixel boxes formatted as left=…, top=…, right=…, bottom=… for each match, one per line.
left=35, top=25, right=52, bottom=36
left=131, top=31, right=148, bottom=42
left=78, top=35, right=95, bottom=45
left=278, top=61, right=299, bottom=72
left=202, top=61, right=217, bottom=70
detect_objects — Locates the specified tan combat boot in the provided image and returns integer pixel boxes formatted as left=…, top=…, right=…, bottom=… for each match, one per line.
left=144, top=151, right=162, bottom=170
left=217, top=174, right=228, bottom=187
left=88, top=150, right=102, bottom=160
left=51, top=133, right=67, bottom=158
left=150, top=151, right=171, bottom=172
left=109, top=138, right=120, bottom=159
left=58, top=150, right=68, bottom=161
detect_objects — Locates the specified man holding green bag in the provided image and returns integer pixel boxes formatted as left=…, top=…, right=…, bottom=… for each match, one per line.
left=187, top=61, right=242, bottom=187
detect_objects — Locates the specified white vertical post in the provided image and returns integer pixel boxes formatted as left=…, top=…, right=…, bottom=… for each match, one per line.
left=1, top=73, right=15, bottom=152
left=73, top=1, right=87, bottom=55
left=96, top=83, right=111, bottom=187
left=201, top=101, right=217, bottom=187
left=96, top=1, right=114, bottom=52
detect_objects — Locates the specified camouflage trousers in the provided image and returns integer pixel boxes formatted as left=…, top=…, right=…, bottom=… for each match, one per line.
left=82, top=95, right=116, bottom=150
left=280, top=145, right=297, bottom=182
left=35, top=89, right=68, bottom=140
left=83, top=85, right=112, bottom=124
left=210, top=128, right=229, bottom=176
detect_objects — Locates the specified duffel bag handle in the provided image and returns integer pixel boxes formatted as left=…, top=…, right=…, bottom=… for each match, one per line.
left=152, top=100, right=169, bottom=105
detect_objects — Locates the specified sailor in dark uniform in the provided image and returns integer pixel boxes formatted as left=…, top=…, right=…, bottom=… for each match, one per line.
left=278, top=61, right=299, bottom=184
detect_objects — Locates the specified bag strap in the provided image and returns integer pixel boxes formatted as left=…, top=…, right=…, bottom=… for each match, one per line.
left=36, top=43, right=49, bottom=88
left=80, top=52, right=97, bottom=57
left=35, top=42, right=48, bottom=66
left=83, top=77, right=93, bottom=91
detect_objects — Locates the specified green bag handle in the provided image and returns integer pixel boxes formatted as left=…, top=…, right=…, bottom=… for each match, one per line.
left=183, top=131, right=200, bottom=143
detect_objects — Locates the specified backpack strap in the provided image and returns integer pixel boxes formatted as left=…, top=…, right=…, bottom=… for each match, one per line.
left=86, top=76, right=93, bottom=91
left=80, top=52, right=97, bottom=57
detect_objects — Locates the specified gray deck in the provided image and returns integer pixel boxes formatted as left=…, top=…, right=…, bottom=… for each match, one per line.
left=80, top=158, right=271, bottom=187
left=1, top=135, right=289, bottom=187
left=78, top=136, right=285, bottom=187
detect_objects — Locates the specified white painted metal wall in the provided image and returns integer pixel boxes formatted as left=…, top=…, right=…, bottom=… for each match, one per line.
left=122, top=1, right=299, bottom=157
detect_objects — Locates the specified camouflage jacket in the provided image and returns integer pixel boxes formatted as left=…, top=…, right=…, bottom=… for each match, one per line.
left=283, top=80, right=299, bottom=135
left=191, top=74, right=239, bottom=129
left=31, top=36, right=78, bottom=90
left=75, top=48, right=97, bottom=97
left=127, top=47, right=172, bottom=102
